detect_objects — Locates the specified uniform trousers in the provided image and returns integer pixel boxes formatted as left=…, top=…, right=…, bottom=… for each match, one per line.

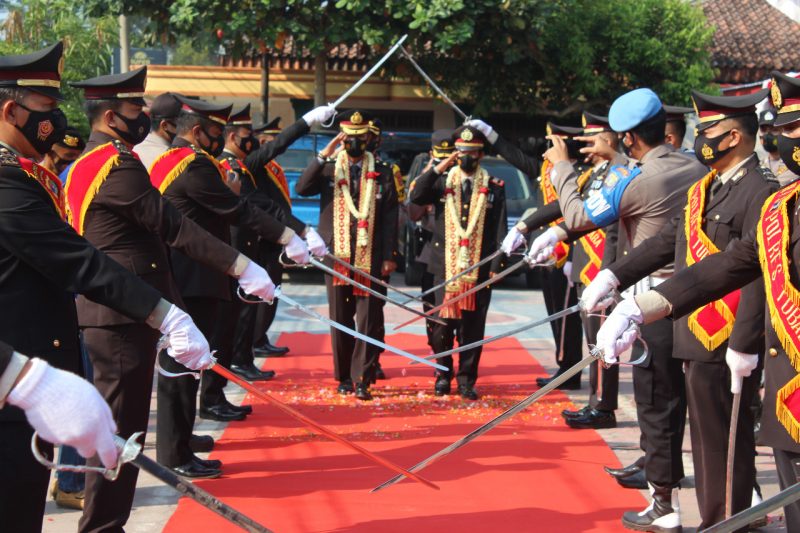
left=633, top=317, right=686, bottom=487
left=577, top=284, right=619, bottom=410
left=774, top=448, right=800, bottom=532
left=157, top=297, right=218, bottom=467
left=253, top=251, right=282, bottom=348
left=429, top=283, right=491, bottom=388
left=324, top=275, right=384, bottom=384
left=79, top=323, right=160, bottom=533
left=537, top=267, right=582, bottom=386
left=201, top=285, right=238, bottom=408
left=0, top=421, right=52, bottom=532
left=421, top=271, right=436, bottom=349
left=685, top=360, right=759, bottom=528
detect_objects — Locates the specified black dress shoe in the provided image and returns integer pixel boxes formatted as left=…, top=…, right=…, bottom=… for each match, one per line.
left=192, top=455, right=222, bottom=470
left=189, top=434, right=214, bottom=453
left=434, top=377, right=451, bottom=396
left=535, top=375, right=581, bottom=390
left=224, top=400, right=253, bottom=415
left=604, top=456, right=645, bottom=479
left=171, top=461, right=221, bottom=479
left=566, top=408, right=616, bottom=429
left=457, top=385, right=479, bottom=401
left=375, top=363, right=387, bottom=380
left=230, top=362, right=276, bottom=381
left=199, top=403, right=247, bottom=422
left=561, top=405, right=591, bottom=420
left=355, top=383, right=372, bottom=401
left=253, top=340, right=289, bottom=357
left=616, top=469, right=648, bottom=490
left=337, top=379, right=354, bottom=395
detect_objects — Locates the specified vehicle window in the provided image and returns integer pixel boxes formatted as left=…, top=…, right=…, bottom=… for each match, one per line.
left=275, top=149, right=315, bottom=171
left=481, top=160, right=531, bottom=201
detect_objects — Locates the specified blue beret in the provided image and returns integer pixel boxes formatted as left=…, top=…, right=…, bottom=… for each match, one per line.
left=608, top=88, right=663, bottom=132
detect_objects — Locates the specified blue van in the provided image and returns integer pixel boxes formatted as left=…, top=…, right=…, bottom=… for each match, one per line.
left=273, top=132, right=335, bottom=227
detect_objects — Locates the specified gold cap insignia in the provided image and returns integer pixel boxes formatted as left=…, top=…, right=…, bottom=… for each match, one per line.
left=793, top=145, right=800, bottom=164
left=692, top=98, right=699, bottom=117
left=581, top=114, right=587, bottom=127
left=461, top=129, right=474, bottom=141
left=772, top=80, right=783, bottom=109
left=351, top=111, right=363, bottom=125
left=57, top=56, right=64, bottom=77
left=546, top=124, right=552, bottom=136
left=701, top=143, right=714, bottom=160
left=63, top=134, right=79, bottom=147
left=442, top=141, right=449, bottom=148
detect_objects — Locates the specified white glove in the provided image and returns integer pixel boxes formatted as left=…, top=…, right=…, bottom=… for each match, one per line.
left=581, top=269, right=620, bottom=312
left=285, top=233, right=310, bottom=264
left=237, top=259, right=275, bottom=302
left=726, top=348, right=759, bottom=394
left=501, top=227, right=526, bottom=254
left=526, top=227, right=561, bottom=263
left=302, top=105, right=337, bottom=127
left=595, top=298, right=643, bottom=365
left=305, top=227, right=328, bottom=257
left=466, top=119, right=498, bottom=143
left=158, top=305, right=213, bottom=370
left=7, top=358, right=119, bottom=468
left=563, top=261, right=573, bottom=286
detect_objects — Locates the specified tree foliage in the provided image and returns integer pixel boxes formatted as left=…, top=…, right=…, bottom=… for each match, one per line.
left=1, top=0, right=118, bottom=134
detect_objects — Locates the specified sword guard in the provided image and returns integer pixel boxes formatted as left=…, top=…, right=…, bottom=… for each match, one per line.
left=236, top=286, right=274, bottom=306
left=30, top=431, right=143, bottom=481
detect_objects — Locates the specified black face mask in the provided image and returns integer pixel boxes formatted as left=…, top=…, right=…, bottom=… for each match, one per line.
left=200, top=127, right=225, bottom=157
left=694, top=129, right=734, bottom=166
left=344, top=138, right=366, bottom=158
left=15, top=102, right=67, bottom=156
left=237, top=134, right=257, bottom=155
left=762, top=133, right=779, bottom=153
left=51, top=155, right=76, bottom=175
left=458, top=154, right=479, bottom=173
left=564, top=139, right=587, bottom=160
left=162, top=120, right=177, bottom=143
left=778, top=134, right=800, bottom=175
left=112, top=111, right=150, bottom=146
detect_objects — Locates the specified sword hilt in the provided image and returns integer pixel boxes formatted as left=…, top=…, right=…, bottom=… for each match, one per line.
left=31, top=431, right=143, bottom=481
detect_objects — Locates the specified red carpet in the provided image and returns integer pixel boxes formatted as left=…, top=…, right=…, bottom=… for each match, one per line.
left=164, top=333, right=645, bottom=533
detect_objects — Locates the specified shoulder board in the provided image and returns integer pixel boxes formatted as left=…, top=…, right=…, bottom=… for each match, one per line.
left=755, top=166, right=779, bottom=184
left=490, top=177, right=504, bottom=187
left=221, top=156, right=241, bottom=171
left=0, top=147, right=20, bottom=168
left=110, top=139, right=131, bottom=156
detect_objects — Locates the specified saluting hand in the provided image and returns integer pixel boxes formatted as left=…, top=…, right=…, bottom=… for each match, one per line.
left=320, top=133, right=346, bottom=159
left=576, top=134, right=617, bottom=162
left=543, top=135, right=570, bottom=165
left=435, top=152, right=458, bottom=175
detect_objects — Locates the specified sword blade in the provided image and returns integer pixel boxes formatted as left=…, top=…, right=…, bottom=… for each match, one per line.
left=331, top=35, right=408, bottom=109
left=413, top=303, right=583, bottom=363
left=725, top=390, right=742, bottom=518
left=309, top=257, right=446, bottom=326
left=324, top=253, right=426, bottom=305
left=211, top=364, right=439, bottom=490
left=393, top=259, right=528, bottom=331
left=405, top=249, right=503, bottom=304
left=274, top=288, right=447, bottom=371
left=114, top=435, right=272, bottom=533
left=399, top=46, right=468, bottom=121
left=705, top=481, right=800, bottom=533
left=370, top=353, right=597, bottom=492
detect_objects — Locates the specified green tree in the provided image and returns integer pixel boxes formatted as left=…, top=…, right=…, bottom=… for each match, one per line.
left=1, top=0, right=119, bottom=135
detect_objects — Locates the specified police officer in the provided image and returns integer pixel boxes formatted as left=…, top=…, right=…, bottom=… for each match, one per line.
left=596, top=71, right=800, bottom=532
left=759, top=106, right=798, bottom=186
left=134, top=92, right=182, bottom=170
left=469, top=119, right=585, bottom=390
left=583, top=88, right=774, bottom=529
left=41, top=126, right=84, bottom=178
left=0, top=43, right=213, bottom=532
left=663, top=105, right=693, bottom=150
left=409, top=125, right=506, bottom=400
left=296, top=110, right=398, bottom=401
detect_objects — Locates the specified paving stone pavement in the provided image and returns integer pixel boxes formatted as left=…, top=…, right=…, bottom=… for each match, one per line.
left=43, top=269, right=786, bottom=532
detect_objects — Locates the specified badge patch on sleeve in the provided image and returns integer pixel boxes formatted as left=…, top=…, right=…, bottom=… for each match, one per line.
left=584, top=165, right=641, bottom=227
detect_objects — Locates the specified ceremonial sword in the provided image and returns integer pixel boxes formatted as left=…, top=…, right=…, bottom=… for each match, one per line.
left=308, top=256, right=445, bottom=326
left=371, top=335, right=648, bottom=493
left=403, top=249, right=504, bottom=305
left=324, top=252, right=427, bottom=305
left=393, top=255, right=550, bottom=331
left=211, top=364, right=438, bottom=490
left=33, top=432, right=272, bottom=533
left=725, top=378, right=743, bottom=518
left=237, top=286, right=447, bottom=371
left=399, top=45, right=469, bottom=122
left=705, top=480, right=800, bottom=533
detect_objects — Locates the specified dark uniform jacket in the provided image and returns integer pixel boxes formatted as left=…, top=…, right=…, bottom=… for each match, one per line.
left=161, top=138, right=287, bottom=300
left=0, top=147, right=161, bottom=420
left=76, top=132, right=240, bottom=326
left=0, top=341, right=12, bottom=377
left=653, top=187, right=800, bottom=452
left=613, top=156, right=777, bottom=363
left=296, top=157, right=398, bottom=276
left=409, top=166, right=506, bottom=281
